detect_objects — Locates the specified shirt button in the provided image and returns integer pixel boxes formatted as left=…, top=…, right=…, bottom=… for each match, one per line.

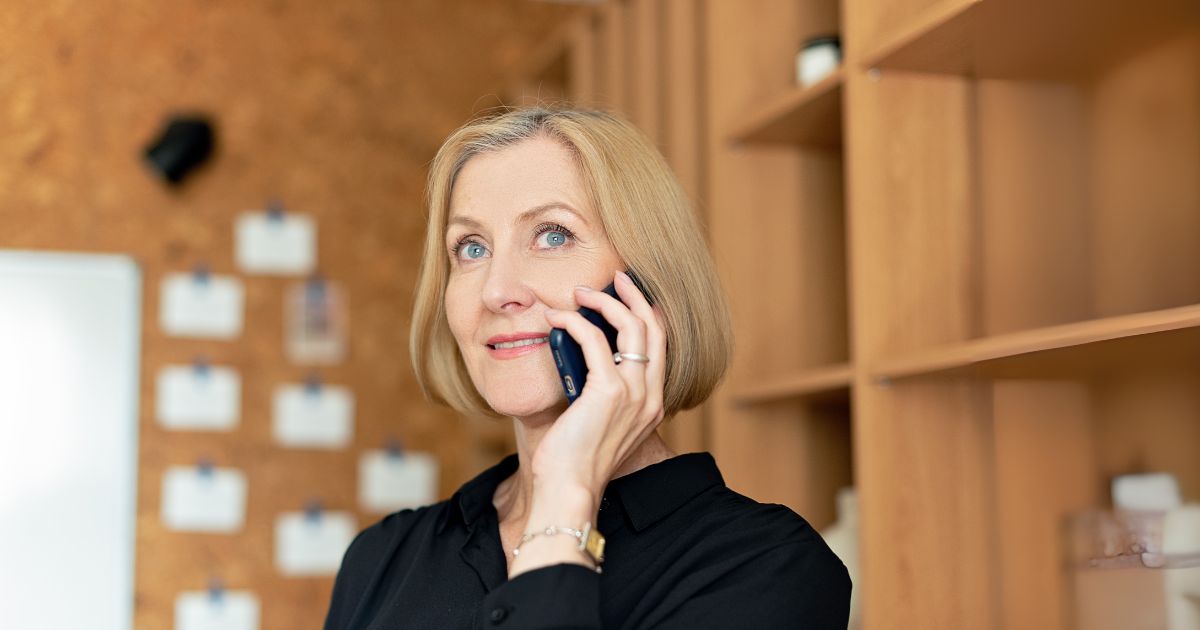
left=489, top=607, right=508, bottom=624
left=601, top=497, right=610, bottom=510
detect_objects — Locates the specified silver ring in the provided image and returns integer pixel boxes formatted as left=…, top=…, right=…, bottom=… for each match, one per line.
left=613, top=352, right=650, bottom=364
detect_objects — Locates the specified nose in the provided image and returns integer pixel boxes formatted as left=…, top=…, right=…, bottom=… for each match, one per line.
left=480, top=249, right=534, bottom=314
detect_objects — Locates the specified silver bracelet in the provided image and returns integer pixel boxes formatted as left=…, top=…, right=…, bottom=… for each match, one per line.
left=511, top=525, right=603, bottom=574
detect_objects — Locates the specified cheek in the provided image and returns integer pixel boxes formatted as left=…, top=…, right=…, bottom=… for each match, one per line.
left=527, top=259, right=615, bottom=309
left=443, top=280, right=475, bottom=343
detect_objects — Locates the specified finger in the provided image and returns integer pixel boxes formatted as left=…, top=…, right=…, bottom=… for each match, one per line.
left=614, top=271, right=666, bottom=413
left=573, top=283, right=649, bottom=406
left=544, top=308, right=623, bottom=394
left=573, top=284, right=648, bottom=358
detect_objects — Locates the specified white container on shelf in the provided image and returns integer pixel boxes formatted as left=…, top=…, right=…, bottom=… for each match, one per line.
left=1164, top=505, right=1200, bottom=630
left=795, top=35, right=841, bottom=87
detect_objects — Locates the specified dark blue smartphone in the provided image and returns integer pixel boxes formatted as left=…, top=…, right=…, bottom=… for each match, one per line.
left=549, top=271, right=652, bottom=404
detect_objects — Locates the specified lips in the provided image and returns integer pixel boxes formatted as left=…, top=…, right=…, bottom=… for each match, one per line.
left=485, top=331, right=550, bottom=360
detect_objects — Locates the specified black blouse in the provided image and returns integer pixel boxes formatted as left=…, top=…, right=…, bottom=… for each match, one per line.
left=323, top=451, right=850, bottom=629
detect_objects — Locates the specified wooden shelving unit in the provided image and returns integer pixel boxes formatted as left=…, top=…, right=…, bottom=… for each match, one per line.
left=510, top=1, right=1200, bottom=628
left=842, top=0, right=1200, bottom=626
left=703, top=2, right=857, bottom=569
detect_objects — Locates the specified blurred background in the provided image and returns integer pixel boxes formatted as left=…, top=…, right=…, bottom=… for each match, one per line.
left=1, top=0, right=1199, bottom=629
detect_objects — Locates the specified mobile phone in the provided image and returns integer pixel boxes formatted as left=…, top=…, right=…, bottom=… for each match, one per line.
left=549, top=271, right=652, bottom=404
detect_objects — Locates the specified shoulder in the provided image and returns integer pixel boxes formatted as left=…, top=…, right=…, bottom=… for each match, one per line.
left=654, top=486, right=851, bottom=628
left=686, top=485, right=850, bottom=585
left=325, top=501, right=451, bottom=629
left=342, top=500, right=447, bottom=564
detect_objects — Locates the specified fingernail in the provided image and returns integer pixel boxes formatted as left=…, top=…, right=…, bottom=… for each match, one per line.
left=574, top=285, right=592, bottom=292
left=545, top=308, right=559, bottom=315
left=616, top=270, right=630, bottom=283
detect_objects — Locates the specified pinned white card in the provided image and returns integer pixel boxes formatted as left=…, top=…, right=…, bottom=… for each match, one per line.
left=160, top=272, right=244, bottom=338
left=156, top=364, right=240, bottom=431
left=175, top=590, right=260, bottom=630
left=161, top=465, right=247, bottom=532
left=235, top=211, right=316, bottom=275
left=358, top=450, right=438, bottom=514
left=272, top=383, right=354, bottom=449
left=274, top=510, right=356, bottom=576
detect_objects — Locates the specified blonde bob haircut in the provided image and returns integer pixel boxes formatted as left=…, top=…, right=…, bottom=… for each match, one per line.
left=410, top=105, right=733, bottom=420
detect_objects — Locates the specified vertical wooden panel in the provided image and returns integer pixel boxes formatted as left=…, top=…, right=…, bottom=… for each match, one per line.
left=629, top=0, right=662, bottom=142
left=845, top=69, right=978, bottom=360
left=992, top=381, right=1097, bottom=630
left=844, top=37, right=996, bottom=630
left=599, top=1, right=628, bottom=113
left=567, top=13, right=600, bottom=106
left=853, top=379, right=998, bottom=630
left=658, top=0, right=707, bottom=455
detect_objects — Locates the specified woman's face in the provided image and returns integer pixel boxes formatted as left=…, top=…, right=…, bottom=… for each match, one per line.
left=444, top=135, right=623, bottom=419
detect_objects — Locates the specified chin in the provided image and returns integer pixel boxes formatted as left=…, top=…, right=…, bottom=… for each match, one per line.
left=483, top=377, right=565, bottom=419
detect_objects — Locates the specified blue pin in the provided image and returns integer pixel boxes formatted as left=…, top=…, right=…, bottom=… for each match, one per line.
left=192, top=262, right=210, bottom=286
left=192, top=356, right=210, bottom=379
left=306, top=273, right=326, bottom=299
left=266, top=198, right=285, bottom=223
left=385, top=437, right=405, bottom=460
left=197, top=456, right=215, bottom=478
left=207, top=577, right=224, bottom=603
left=304, top=372, right=322, bottom=396
left=304, top=498, right=323, bottom=523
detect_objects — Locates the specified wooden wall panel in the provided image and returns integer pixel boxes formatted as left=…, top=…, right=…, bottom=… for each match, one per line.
left=0, top=2, right=577, bottom=629
left=991, top=381, right=1096, bottom=630
left=1088, top=30, right=1200, bottom=317
left=976, top=81, right=1093, bottom=335
left=567, top=14, right=601, bottom=107
left=845, top=70, right=977, bottom=359
left=598, top=1, right=629, bottom=113
left=853, top=378, right=998, bottom=630
left=657, top=0, right=708, bottom=454
left=629, top=0, right=663, bottom=142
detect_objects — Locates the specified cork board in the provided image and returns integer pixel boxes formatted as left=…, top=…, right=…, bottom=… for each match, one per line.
left=0, top=1, right=578, bottom=628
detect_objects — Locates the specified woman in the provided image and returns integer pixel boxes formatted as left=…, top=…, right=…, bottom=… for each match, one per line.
left=324, top=107, right=850, bottom=629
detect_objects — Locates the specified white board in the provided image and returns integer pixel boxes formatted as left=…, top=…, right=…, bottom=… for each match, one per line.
left=0, top=250, right=140, bottom=630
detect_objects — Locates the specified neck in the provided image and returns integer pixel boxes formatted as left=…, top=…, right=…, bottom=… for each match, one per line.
left=492, top=408, right=677, bottom=525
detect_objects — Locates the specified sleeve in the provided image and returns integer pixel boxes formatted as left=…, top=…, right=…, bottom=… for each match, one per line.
left=324, top=509, right=419, bottom=630
left=645, top=540, right=851, bottom=630
left=323, top=527, right=377, bottom=630
left=477, top=563, right=602, bottom=629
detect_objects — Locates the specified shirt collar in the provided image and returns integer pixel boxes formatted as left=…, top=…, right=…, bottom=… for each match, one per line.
left=436, top=451, right=725, bottom=535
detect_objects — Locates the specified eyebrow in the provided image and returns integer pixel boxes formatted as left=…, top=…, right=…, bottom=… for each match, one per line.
left=447, top=202, right=589, bottom=232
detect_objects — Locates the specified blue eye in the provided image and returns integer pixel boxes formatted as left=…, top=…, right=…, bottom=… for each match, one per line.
left=452, top=238, right=488, bottom=262
left=535, top=223, right=574, bottom=249
left=463, top=243, right=487, bottom=259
